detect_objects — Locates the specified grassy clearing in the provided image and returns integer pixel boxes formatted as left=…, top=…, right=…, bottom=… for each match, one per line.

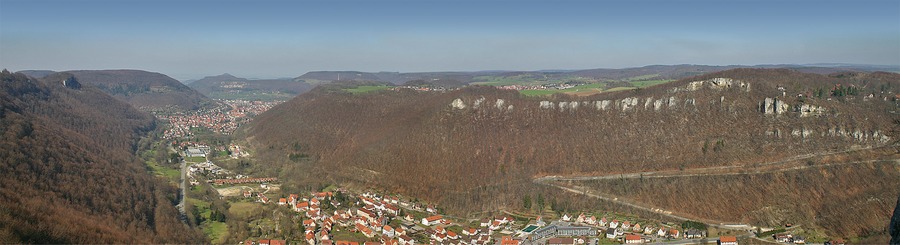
left=322, top=184, right=339, bottom=192
left=331, top=229, right=370, bottom=242
left=629, top=79, right=673, bottom=88
left=229, top=201, right=264, bottom=220
left=626, top=74, right=660, bottom=81
left=145, top=160, right=180, bottom=183
left=604, top=87, right=637, bottom=92
left=344, top=85, right=392, bottom=94
left=186, top=156, right=207, bottom=163
left=519, top=83, right=606, bottom=96
left=519, top=90, right=560, bottom=96
left=203, top=221, right=228, bottom=244
left=471, top=74, right=545, bottom=86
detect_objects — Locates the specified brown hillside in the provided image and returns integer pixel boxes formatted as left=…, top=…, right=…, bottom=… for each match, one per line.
left=244, top=68, right=898, bottom=237
left=0, top=71, right=204, bottom=243
left=65, top=69, right=213, bottom=111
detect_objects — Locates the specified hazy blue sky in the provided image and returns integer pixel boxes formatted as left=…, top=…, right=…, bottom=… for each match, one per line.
left=1, top=0, right=898, bottom=80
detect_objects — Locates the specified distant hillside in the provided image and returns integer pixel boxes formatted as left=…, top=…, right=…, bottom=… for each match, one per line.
left=60, top=70, right=213, bottom=111
left=244, top=68, right=899, bottom=240
left=0, top=70, right=204, bottom=243
left=294, top=64, right=898, bottom=86
left=295, top=71, right=498, bottom=85
left=16, top=70, right=55, bottom=78
left=189, top=73, right=313, bottom=100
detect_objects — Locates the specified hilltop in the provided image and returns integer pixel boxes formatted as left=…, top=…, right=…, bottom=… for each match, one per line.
left=188, top=73, right=313, bottom=101
left=58, top=69, right=213, bottom=111
left=292, top=64, right=898, bottom=86
left=242, top=68, right=899, bottom=240
left=0, top=70, right=204, bottom=243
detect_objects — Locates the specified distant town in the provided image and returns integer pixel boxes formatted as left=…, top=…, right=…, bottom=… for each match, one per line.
left=159, top=99, right=282, bottom=139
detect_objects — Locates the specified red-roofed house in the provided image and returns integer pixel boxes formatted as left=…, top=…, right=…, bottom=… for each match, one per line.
left=357, top=223, right=375, bottom=238
left=501, top=236, right=520, bottom=245
left=306, top=232, right=316, bottom=245
left=546, top=238, right=573, bottom=245
left=624, top=235, right=642, bottom=244
left=399, top=235, right=414, bottom=245
left=668, top=229, right=680, bottom=239
left=718, top=236, right=737, bottom=245
left=463, top=227, right=478, bottom=236
left=295, top=202, right=309, bottom=212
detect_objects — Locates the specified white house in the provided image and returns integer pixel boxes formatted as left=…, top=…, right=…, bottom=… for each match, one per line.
left=422, top=215, right=442, bottom=226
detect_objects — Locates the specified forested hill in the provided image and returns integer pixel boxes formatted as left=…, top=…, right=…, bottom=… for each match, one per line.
left=0, top=70, right=204, bottom=243
left=244, top=68, right=899, bottom=239
left=63, top=69, right=214, bottom=111
left=188, top=73, right=314, bottom=100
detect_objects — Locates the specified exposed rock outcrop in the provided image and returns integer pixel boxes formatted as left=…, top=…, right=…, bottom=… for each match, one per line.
left=61, top=76, right=81, bottom=89
left=760, top=98, right=790, bottom=115
left=681, top=77, right=750, bottom=92
left=450, top=98, right=466, bottom=109
left=795, top=104, right=826, bottom=117
left=621, top=97, right=639, bottom=111
left=473, top=97, right=485, bottom=108
left=540, top=101, right=555, bottom=109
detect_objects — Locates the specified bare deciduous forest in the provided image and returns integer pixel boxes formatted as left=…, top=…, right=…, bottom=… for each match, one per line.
left=242, top=69, right=899, bottom=238
left=0, top=71, right=205, bottom=243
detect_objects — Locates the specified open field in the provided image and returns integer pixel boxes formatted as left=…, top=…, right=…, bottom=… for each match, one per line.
left=203, top=221, right=228, bottom=244
left=186, top=156, right=207, bottom=163
left=331, top=229, right=370, bottom=242
left=604, top=86, right=637, bottom=92
left=216, top=185, right=251, bottom=197
left=520, top=83, right=606, bottom=96
left=629, top=79, right=673, bottom=88
left=344, top=85, right=392, bottom=94
left=472, top=75, right=594, bottom=86
left=229, top=201, right=264, bottom=220
left=626, top=74, right=661, bottom=81
left=145, top=160, right=180, bottom=183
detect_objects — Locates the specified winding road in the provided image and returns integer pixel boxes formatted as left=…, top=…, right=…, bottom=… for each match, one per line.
left=533, top=145, right=899, bottom=243
left=176, top=158, right=188, bottom=222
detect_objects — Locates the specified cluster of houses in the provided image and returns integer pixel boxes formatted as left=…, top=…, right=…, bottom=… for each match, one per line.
left=160, top=99, right=281, bottom=139
left=245, top=239, right=288, bottom=245
left=255, top=190, right=529, bottom=245
left=552, top=213, right=707, bottom=243
left=393, top=86, right=454, bottom=92
left=212, top=177, right=278, bottom=185
left=496, top=83, right=579, bottom=92
left=242, top=188, right=744, bottom=245
left=773, top=234, right=805, bottom=244
left=188, top=160, right=233, bottom=184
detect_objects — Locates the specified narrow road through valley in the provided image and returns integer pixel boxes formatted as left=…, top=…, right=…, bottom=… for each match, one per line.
left=533, top=145, right=898, bottom=244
